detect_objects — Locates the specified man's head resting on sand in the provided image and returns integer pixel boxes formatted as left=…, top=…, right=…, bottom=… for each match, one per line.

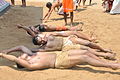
left=46, top=2, right=52, bottom=8
left=32, top=34, right=47, bottom=46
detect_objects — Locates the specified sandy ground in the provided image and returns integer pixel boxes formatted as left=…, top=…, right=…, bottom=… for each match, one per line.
left=0, top=0, right=120, bottom=80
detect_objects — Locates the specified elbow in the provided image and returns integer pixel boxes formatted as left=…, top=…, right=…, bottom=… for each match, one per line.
left=27, top=66, right=37, bottom=70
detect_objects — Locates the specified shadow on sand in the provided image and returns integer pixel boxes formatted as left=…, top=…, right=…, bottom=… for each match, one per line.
left=68, top=66, right=120, bottom=75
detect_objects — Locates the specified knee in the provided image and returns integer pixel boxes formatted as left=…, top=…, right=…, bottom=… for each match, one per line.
left=84, top=50, right=90, bottom=54
left=82, top=55, right=89, bottom=60
left=85, top=42, right=93, bottom=47
left=19, top=54, right=28, bottom=60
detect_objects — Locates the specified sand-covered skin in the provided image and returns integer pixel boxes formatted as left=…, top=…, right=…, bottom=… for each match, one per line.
left=0, top=0, right=120, bottom=80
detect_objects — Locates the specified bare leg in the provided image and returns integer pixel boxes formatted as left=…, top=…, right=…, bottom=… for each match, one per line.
left=68, top=50, right=104, bottom=61
left=87, top=42, right=112, bottom=53
left=0, top=46, right=34, bottom=56
left=72, top=37, right=112, bottom=53
left=80, top=46, right=116, bottom=60
left=17, top=24, right=36, bottom=37
left=63, top=12, right=67, bottom=25
left=83, top=0, right=86, bottom=6
left=78, top=0, right=82, bottom=6
left=68, top=50, right=120, bottom=70
left=89, top=0, right=92, bottom=5
left=21, top=0, right=26, bottom=7
left=70, top=12, right=73, bottom=26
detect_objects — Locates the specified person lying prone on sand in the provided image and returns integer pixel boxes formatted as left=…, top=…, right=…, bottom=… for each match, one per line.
left=0, top=46, right=118, bottom=70
left=17, top=25, right=113, bottom=55
left=30, top=31, right=115, bottom=57
left=17, top=24, right=83, bottom=37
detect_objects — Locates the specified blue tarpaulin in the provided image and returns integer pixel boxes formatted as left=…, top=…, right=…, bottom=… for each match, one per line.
left=0, top=0, right=10, bottom=15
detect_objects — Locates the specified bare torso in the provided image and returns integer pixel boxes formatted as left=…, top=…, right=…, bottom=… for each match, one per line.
left=42, top=35, right=63, bottom=51
left=27, top=52, right=57, bottom=68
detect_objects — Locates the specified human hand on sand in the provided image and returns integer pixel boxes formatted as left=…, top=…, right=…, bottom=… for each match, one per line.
left=0, top=50, right=8, bottom=54
left=16, top=24, right=23, bottom=29
left=0, top=53, right=3, bottom=57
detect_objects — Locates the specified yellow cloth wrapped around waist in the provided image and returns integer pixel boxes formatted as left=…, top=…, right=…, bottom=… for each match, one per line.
left=55, top=51, right=72, bottom=69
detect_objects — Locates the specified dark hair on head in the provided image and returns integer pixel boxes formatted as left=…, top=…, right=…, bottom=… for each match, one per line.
left=39, top=25, right=46, bottom=32
left=46, top=2, right=52, bottom=8
left=16, top=63, right=24, bottom=69
left=32, top=36, right=39, bottom=45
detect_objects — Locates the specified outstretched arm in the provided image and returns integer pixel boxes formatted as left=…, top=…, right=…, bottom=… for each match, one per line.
left=50, top=31, right=93, bottom=41
left=0, top=45, right=33, bottom=56
left=17, top=24, right=36, bottom=37
left=43, top=8, right=54, bottom=22
left=0, top=53, right=44, bottom=70
left=31, top=46, right=59, bottom=52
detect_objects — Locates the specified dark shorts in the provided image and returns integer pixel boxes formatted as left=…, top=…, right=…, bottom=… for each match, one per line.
left=35, top=24, right=46, bottom=32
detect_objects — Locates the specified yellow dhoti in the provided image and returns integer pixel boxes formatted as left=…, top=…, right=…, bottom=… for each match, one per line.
left=55, top=51, right=72, bottom=69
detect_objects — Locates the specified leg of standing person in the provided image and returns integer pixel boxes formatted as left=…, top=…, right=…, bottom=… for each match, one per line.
left=22, top=0, right=26, bottom=7
left=62, top=0, right=74, bottom=25
left=64, top=12, right=68, bottom=25
left=70, top=12, right=73, bottom=26
left=83, top=0, right=86, bottom=6
left=89, top=0, right=92, bottom=5
left=68, top=50, right=120, bottom=70
left=11, top=0, right=15, bottom=5
left=83, top=0, right=87, bottom=8
left=78, top=0, right=82, bottom=6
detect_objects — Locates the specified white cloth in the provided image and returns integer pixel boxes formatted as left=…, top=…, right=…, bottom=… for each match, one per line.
left=58, top=6, right=64, bottom=15
left=57, top=0, right=78, bottom=15
left=110, top=0, right=120, bottom=14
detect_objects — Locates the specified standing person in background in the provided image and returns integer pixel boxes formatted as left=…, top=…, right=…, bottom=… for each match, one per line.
left=62, top=0, right=74, bottom=26
left=42, top=1, right=62, bottom=23
left=78, top=0, right=92, bottom=8
left=102, top=0, right=113, bottom=12
left=11, top=0, right=26, bottom=7
left=110, top=0, right=120, bottom=14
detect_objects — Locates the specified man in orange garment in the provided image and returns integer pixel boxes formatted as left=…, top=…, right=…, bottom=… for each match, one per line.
left=62, top=0, right=74, bottom=26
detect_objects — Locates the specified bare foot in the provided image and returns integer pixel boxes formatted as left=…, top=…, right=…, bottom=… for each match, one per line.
left=0, top=50, right=8, bottom=54
left=104, top=49, right=113, bottom=53
left=21, top=4, right=26, bottom=7
left=104, top=53, right=116, bottom=60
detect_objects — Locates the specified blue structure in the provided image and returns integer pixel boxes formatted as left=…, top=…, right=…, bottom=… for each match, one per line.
left=0, top=0, right=10, bottom=16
